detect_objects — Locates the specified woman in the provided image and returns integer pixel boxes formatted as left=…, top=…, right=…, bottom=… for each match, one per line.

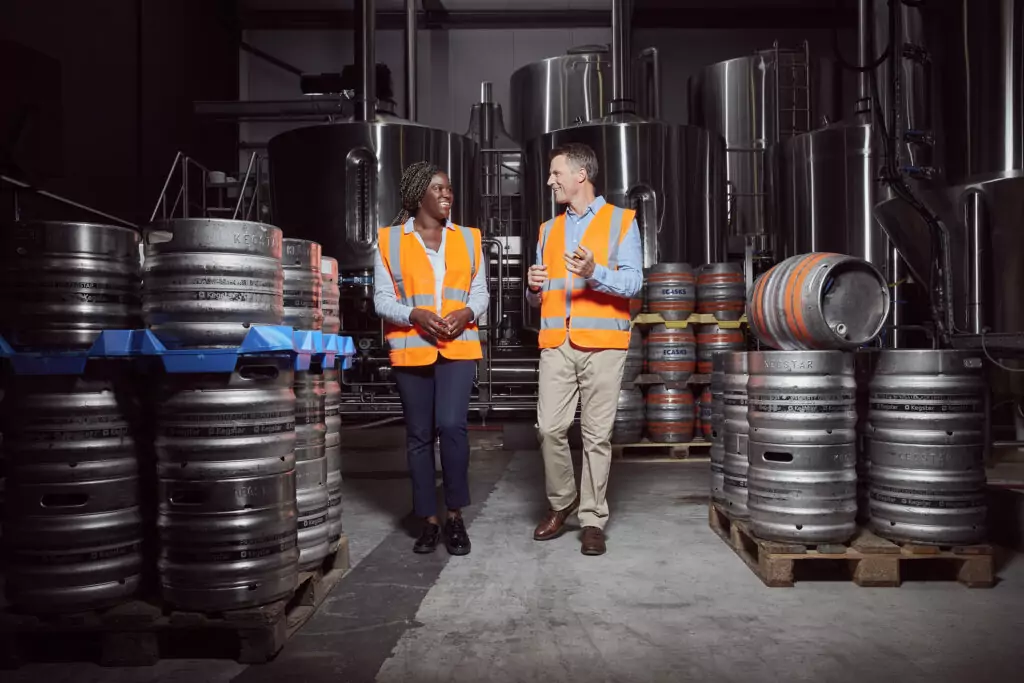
left=373, top=161, right=488, bottom=556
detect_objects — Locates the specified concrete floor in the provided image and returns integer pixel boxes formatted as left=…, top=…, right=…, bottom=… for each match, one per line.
left=6, top=428, right=1023, bottom=683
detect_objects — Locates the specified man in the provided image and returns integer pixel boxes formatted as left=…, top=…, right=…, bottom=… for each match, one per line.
left=526, top=142, right=643, bottom=556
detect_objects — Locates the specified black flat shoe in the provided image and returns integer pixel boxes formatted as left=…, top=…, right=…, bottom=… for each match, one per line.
left=413, top=522, right=440, bottom=554
left=444, top=516, right=471, bottom=556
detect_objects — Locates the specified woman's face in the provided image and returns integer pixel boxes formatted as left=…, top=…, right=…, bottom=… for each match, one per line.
left=418, top=172, right=453, bottom=221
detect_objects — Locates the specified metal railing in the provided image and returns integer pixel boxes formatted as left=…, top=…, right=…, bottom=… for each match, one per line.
left=2, top=174, right=137, bottom=228
left=150, top=152, right=212, bottom=222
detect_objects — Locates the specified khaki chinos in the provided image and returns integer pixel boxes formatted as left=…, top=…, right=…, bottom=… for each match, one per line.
left=537, top=337, right=627, bottom=530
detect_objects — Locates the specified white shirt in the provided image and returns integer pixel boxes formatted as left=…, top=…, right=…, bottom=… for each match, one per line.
left=412, top=228, right=447, bottom=314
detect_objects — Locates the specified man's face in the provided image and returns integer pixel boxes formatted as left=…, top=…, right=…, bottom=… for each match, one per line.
left=547, top=154, right=583, bottom=205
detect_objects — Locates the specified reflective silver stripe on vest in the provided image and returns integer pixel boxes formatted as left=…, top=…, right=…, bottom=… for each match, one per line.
left=547, top=277, right=566, bottom=291
left=456, top=225, right=477, bottom=276
left=389, top=225, right=407, bottom=303
left=455, top=328, right=480, bottom=342
left=409, top=294, right=435, bottom=307
left=563, top=219, right=573, bottom=319
left=539, top=218, right=556, bottom=257
left=443, top=286, right=469, bottom=303
left=389, top=334, right=438, bottom=351
left=569, top=316, right=631, bottom=332
left=540, top=316, right=565, bottom=330
left=607, top=206, right=625, bottom=270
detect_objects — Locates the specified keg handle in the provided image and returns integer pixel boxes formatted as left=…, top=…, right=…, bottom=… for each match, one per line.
left=147, top=230, right=174, bottom=245
left=168, top=489, right=208, bottom=506
left=40, top=493, right=89, bottom=508
left=239, top=365, right=280, bottom=381
left=762, top=451, right=794, bottom=463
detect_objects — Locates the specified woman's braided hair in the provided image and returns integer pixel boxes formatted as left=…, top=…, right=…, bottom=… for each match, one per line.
left=391, top=161, right=442, bottom=226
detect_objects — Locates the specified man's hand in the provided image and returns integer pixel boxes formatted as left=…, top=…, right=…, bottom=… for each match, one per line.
left=564, top=245, right=596, bottom=279
left=442, top=308, right=475, bottom=339
left=410, top=308, right=448, bottom=338
left=527, top=264, right=549, bottom=292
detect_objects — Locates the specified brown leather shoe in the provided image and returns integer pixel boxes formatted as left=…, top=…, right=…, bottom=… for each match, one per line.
left=581, top=526, right=606, bottom=556
left=533, top=496, right=580, bottom=541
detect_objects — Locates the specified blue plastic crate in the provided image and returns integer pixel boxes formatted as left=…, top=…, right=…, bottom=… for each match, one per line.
left=134, top=325, right=295, bottom=373
left=0, top=330, right=136, bottom=375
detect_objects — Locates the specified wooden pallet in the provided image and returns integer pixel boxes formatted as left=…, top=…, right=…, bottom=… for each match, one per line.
left=708, top=504, right=995, bottom=588
left=0, top=535, right=351, bottom=667
left=612, top=439, right=711, bottom=461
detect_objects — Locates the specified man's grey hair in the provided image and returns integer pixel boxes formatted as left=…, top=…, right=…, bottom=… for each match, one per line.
left=550, top=142, right=599, bottom=183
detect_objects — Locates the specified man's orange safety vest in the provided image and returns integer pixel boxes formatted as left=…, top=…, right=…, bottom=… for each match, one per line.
left=537, top=204, right=634, bottom=350
left=378, top=223, right=483, bottom=366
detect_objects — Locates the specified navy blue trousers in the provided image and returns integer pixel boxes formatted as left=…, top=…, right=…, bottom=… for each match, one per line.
left=393, top=358, right=476, bottom=518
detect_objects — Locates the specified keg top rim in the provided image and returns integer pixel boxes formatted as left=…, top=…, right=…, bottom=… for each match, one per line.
left=11, top=220, right=141, bottom=239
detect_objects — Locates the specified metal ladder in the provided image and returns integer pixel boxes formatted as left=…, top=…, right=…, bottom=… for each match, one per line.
left=773, top=40, right=812, bottom=141
left=149, top=151, right=268, bottom=223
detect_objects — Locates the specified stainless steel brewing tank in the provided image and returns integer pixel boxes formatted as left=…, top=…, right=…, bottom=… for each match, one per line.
left=522, top=121, right=727, bottom=330
left=689, top=49, right=840, bottom=249
left=509, top=47, right=611, bottom=145
left=267, top=122, right=478, bottom=272
left=778, top=123, right=890, bottom=268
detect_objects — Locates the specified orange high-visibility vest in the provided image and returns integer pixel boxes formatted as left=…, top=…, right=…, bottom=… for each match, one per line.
left=378, top=224, right=483, bottom=366
left=537, top=204, right=634, bottom=350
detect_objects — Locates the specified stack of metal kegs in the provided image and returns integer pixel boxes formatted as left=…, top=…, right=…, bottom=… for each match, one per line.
left=615, top=261, right=746, bottom=448
left=0, top=221, right=145, bottom=614
left=0, top=218, right=353, bottom=617
left=737, top=252, right=985, bottom=548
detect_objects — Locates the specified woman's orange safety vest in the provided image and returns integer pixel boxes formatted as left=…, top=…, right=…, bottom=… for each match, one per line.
left=378, top=223, right=483, bottom=367
left=537, top=204, right=634, bottom=350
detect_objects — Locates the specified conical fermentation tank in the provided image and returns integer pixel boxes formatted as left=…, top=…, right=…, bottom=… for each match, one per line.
left=522, top=121, right=727, bottom=331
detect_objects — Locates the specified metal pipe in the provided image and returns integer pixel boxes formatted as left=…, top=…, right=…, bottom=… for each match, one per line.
left=637, top=47, right=661, bottom=120
left=965, top=189, right=987, bottom=335
left=360, top=0, right=376, bottom=121
left=481, top=237, right=505, bottom=330
left=2, top=174, right=138, bottom=229
left=856, top=0, right=872, bottom=122
left=404, top=0, right=417, bottom=121
left=610, top=0, right=633, bottom=112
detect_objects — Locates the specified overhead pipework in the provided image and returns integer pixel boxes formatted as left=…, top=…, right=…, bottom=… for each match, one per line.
left=405, top=0, right=417, bottom=121
left=359, top=0, right=377, bottom=122
left=609, top=0, right=635, bottom=116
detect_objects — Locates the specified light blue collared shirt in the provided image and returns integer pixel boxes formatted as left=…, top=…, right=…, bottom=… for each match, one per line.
left=373, top=218, right=490, bottom=327
left=527, top=196, right=643, bottom=307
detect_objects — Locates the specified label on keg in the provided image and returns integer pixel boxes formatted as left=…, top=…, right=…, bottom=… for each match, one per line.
left=761, top=358, right=816, bottom=371
left=710, top=463, right=724, bottom=473
left=192, top=290, right=260, bottom=302
left=870, top=400, right=980, bottom=413
left=13, top=540, right=142, bottom=566
left=169, top=276, right=271, bottom=288
left=299, top=510, right=329, bottom=529
left=723, top=476, right=748, bottom=488
left=14, top=424, right=132, bottom=442
left=325, top=405, right=340, bottom=417
left=874, top=449, right=981, bottom=467
left=160, top=418, right=295, bottom=438
left=870, top=487, right=984, bottom=509
left=748, top=402, right=851, bottom=414
left=164, top=530, right=297, bottom=562
left=328, top=494, right=343, bottom=506
left=234, top=231, right=280, bottom=249
left=659, top=348, right=694, bottom=358
left=656, top=287, right=690, bottom=296
left=723, top=397, right=748, bottom=406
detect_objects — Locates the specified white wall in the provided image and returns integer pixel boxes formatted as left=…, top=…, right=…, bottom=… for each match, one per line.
left=239, top=26, right=857, bottom=149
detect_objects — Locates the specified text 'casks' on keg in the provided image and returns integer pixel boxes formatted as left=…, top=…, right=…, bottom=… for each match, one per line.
left=155, top=356, right=298, bottom=611
left=294, top=369, right=329, bottom=570
left=0, top=221, right=142, bottom=350
left=1, top=370, right=143, bottom=613
left=644, top=263, right=696, bottom=321
left=612, top=387, right=645, bottom=444
left=321, top=255, right=341, bottom=334
left=647, top=324, right=696, bottom=384
left=722, top=351, right=750, bottom=518
left=710, top=354, right=726, bottom=503
left=749, top=252, right=889, bottom=351
left=623, top=327, right=644, bottom=385
left=697, top=263, right=745, bottom=321
left=283, top=239, right=324, bottom=332
left=142, top=219, right=284, bottom=349
left=645, top=386, right=695, bottom=444
left=746, top=350, right=857, bottom=544
left=323, top=363, right=343, bottom=545
left=866, top=350, right=987, bottom=545
left=696, top=323, right=746, bottom=374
